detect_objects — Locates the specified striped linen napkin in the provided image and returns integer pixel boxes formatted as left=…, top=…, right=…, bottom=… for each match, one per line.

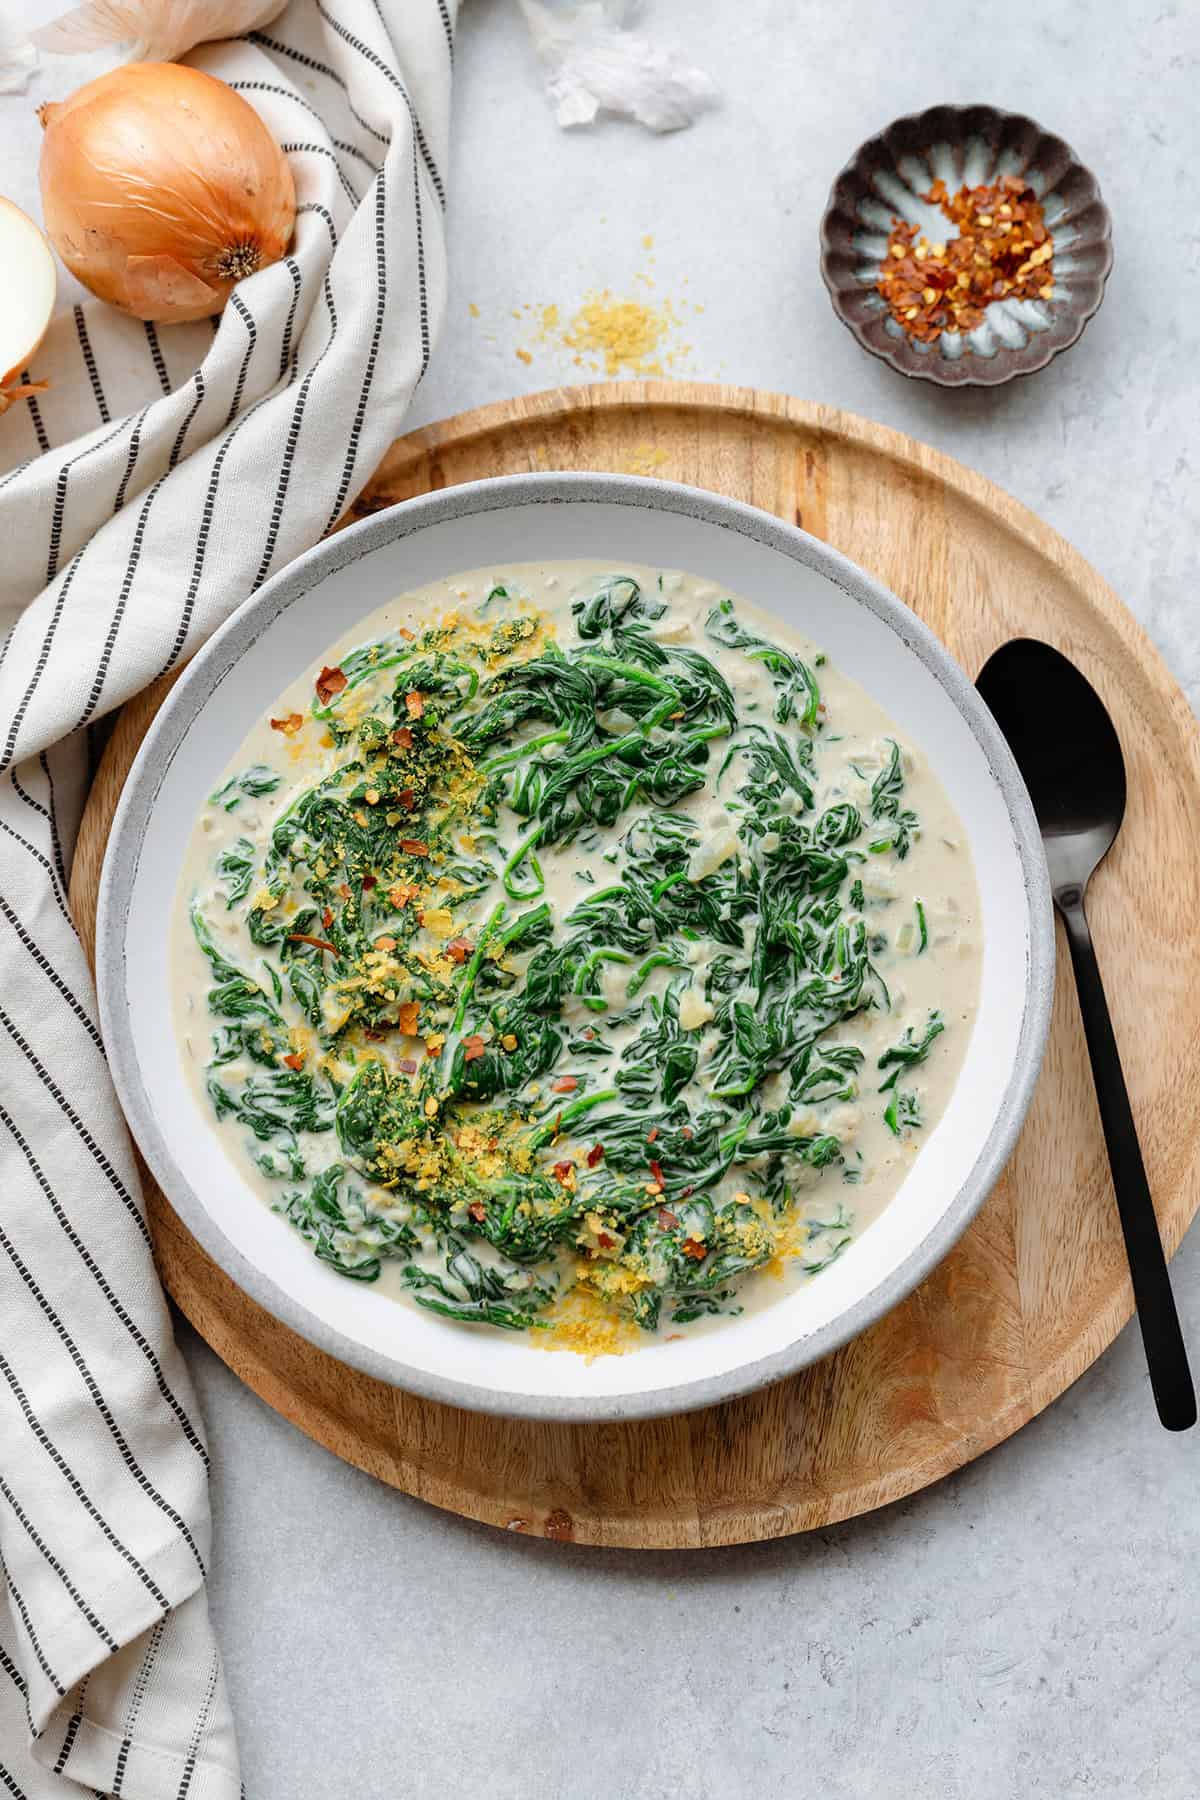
left=0, top=5, right=453, bottom=1793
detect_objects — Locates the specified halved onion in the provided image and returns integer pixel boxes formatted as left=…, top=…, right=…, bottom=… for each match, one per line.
left=0, top=197, right=55, bottom=413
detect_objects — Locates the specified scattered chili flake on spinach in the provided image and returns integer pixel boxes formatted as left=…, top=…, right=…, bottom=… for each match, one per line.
left=183, top=570, right=960, bottom=1345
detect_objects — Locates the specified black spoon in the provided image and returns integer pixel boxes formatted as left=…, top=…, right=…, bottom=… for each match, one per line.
left=977, top=638, right=1195, bottom=1430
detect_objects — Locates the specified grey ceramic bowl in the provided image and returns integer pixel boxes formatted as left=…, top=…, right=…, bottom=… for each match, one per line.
left=97, top=474, right=1054, bottom=1421
left=820, top=103, right=1113, bottom=387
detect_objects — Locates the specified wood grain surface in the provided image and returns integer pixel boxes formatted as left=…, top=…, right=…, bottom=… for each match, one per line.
left=69, top=382, right=1200, bottom=1548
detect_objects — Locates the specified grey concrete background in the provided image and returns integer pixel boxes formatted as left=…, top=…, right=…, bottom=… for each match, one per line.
left=24, top=0, right=1200, bottom=1791
left=200, top=5, right=1200, bottom=1795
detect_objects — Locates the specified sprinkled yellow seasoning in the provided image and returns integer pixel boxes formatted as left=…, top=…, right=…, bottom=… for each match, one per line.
left=561, top=289, right=681, bottom=375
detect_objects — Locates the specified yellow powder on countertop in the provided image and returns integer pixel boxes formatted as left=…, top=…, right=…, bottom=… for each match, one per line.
left=561, top=289, right=682, bottom=376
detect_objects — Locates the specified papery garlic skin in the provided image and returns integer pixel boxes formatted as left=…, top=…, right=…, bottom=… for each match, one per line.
left=32, top=0, right=288, bottom=66
left=38, top=62, right=295, bottom=325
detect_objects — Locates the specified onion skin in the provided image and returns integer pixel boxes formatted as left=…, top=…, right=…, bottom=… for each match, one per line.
left=38, top=62, right=295, bottom=324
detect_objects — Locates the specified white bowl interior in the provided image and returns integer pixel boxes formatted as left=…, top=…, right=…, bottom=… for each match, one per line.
left=110, top=490, right=1042, bottom=1413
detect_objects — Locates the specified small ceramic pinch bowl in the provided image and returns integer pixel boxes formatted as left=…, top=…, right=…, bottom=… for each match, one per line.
left=820, top=103, right=1113, bottom=387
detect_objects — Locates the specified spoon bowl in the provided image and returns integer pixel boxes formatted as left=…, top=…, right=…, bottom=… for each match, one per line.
left=976, top=637, right=1125, bottom=898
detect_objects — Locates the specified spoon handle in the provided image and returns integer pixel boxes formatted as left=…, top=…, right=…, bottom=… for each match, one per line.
left=1059, top=897, right=1196, bottom=1430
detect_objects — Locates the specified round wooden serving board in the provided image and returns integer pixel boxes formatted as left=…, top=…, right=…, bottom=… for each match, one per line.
left=71, top=383, right=1200, bottom=1548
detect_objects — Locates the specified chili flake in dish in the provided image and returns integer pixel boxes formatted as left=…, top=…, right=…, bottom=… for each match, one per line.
left=174, top=563, right=980, bottom=1351
left=877, top=174, right=1054, bottom=344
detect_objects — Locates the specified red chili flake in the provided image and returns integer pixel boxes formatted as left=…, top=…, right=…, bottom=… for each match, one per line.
left=338, top=883, right=351, bottom=899
left=657, top=1207, right=679, bottom=1231
left=281, top=1052, right=305, bottom=1071
left=586, top=1143, right=605, bottom=1168
left=400, top=839, right=428, bottom=856
left=397, top=788, right=416, bottom=809
left=468, top=1201, right=487, bottom=1223
left=551, top=1076, right=577, bottom=1093
left=397, top=1058, right=418, bottom=1074
left=553, top=1160, right=575, bottom=1184
left=649, top=1160, right=665, bottom=1186
left=646, top=1128, right=659, bottom=1144
left=680, top=1186, right=694, bottom=1199
left=582, top=1028, right=595, bottom=1041
left=321, top=907, right=333, bottom=928
left=596, top=1232, right=616, bottom=1250
left=315, top=665, right=347, bottom=705
left=287, top=933, right=336, bottom=954
left=680, top=1125, right=693, bottom=1141
left=681, top=1238, right=708, bottom=1262
left=364, top=1027, right=388, bottom=1041
left=463, top=1034, right=486, bottom=1063
left=270, top=712, right=303, bottom=735
left=446, top=938, right=471, bottom=964
left=425, top=1043, right=439, bottom=1059
left=375, top=935, right=396, bottom=951
left=876, top=173, right=1055, bottom=345
left=361, top=874, right=377, bottom=890
left=392, top=726, right=414, bottom=750
left=405, top=690, right=425, bottom=719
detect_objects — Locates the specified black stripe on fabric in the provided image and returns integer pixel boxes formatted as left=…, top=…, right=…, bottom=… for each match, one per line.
left=314, top=1, right=446, bottom=208
left=278, top=257, right=302, bottom=378
left=0, top=456, right=35, bottom=499
left=412, top=144, right=430, bottom=378
left=0, top=891, right=104, bottom=1052
left=279, top=140, right=361, bottom=207
left=113, top=406, right=150, bottom=515
left=169, top=369, right=205, bottom=469
left=0, top=1092, right=208, bottom=1465
left=295, top=202, right=339, bottom=251
left=113, top=1618, right=165, bottom=1797
left=0, top=1349, right=171, bottom=1613
left=143, top=322, right=171, bottom=396
left=0, top=1002, right=148, bottom=1244
left=248, top=31, right=391, bottom=146
left=156, top=360, right=298, bottom=679
left=437, top=0, right=454, bottom=62
left=0, top=799, right=74, bottom=932
left=224, top=294, right=257, bottom=429
left=19, top=376, right=49, bottom=454
left=254, top=274, right=339, bottom=591
left=175, top=1652, right=219, bottom=1800
left=44, top=414, right=136, bottom=586
left=227, top=81, right=384, bottom=180
left=332, top=134, right=378, bottom=172
left=73, top=307, right=110, bottom=423
left=0, top=1552, right=63, bottom=1697
left=75, top=473, right=169, bottom=730
left=37, top=752, right=67, bottom=893
left=0, top=1225, right=206, bottom=1577
left=1, top=546, right=85, bottom=774
left=0, top=1474, right=119, bottom=1651
left=0, top=1645, right=24, bottom=1696
left=0, top=1643, right=33, bottom=1741
left=0, top=1758, right=30, bottom=1798
left=324, top=170, right=386, bottom=532
left=52, top=1679, right=88, bottom=1775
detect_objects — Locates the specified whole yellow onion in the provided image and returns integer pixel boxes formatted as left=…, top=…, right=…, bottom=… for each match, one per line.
left=38, top=62, right=296, bottom=324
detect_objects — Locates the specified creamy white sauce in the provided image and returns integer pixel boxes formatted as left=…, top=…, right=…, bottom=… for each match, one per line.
left=172, top=561, right=980, bottom=1353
